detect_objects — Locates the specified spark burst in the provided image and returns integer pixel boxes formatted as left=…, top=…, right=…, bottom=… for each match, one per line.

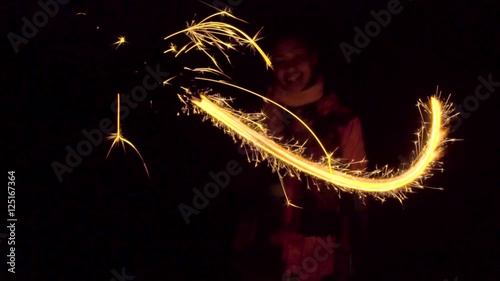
left=107, top=94, right=150, bottom=178
left=112, top=36, right=128, bottom=49
left=160, top=10, right=457, bottom=202
left=163, top=11, right=271, bottom=72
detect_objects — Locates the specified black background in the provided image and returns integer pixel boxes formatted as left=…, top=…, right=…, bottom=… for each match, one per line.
left=3, top=0, right=498, bottom=280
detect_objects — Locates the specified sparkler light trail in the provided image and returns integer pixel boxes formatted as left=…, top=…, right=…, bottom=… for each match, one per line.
left=179, top=87, right=454, bottom=201
left=160, top=10, right=457, bottom=201
left=107, top=94, right=150, bottom=178
left=163, top=11, right=271, bottom=72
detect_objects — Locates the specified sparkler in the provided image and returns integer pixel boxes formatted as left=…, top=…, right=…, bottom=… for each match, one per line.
left=181, top=88, right=454, bottom=201
left=103, top=10, right=455, bottom=201
left=107, top=94, right=150, bottom=178
left=160, top=10, right=456, bottom=201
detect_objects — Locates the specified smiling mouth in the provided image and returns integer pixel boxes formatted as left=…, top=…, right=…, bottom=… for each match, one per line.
left=286, top=73, right=302, bottom=83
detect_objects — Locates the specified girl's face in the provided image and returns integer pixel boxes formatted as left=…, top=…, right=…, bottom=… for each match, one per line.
left=271, top=38, right=318, bottom=93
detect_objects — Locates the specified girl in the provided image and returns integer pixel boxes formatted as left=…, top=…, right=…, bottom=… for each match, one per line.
left=263, top=31, right=368, bottom=281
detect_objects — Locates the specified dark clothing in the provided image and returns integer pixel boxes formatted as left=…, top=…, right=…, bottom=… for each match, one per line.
left=279, top=95, right=358, bottom=237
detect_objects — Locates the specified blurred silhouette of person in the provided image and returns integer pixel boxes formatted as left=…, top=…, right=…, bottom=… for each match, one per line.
left=232, top=28, right=369, bottom=281
left=262, top=30, right=369, bottom=281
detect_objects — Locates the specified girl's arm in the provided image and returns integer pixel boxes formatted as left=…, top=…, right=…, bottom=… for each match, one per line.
left=339, top=117, right=370, bottom=278
left=340, top=116, right=369, bottom=224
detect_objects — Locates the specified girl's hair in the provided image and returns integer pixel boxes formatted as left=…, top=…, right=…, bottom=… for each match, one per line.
left=266, top=25, right=319, bottom=56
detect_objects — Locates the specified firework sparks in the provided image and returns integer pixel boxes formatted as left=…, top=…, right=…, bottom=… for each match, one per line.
left=184, top=67, right=231, bottom=80
left=162, top=11, right=334, bottom=165
left=107, top=94, right=150, bottom=178
left=177, top=87, right=454, bottom=201
left=159, top=11, right=457, bottom=201
left=163, top=11, right=271, bottom=72
left=112, top=36, right=128, bottom=49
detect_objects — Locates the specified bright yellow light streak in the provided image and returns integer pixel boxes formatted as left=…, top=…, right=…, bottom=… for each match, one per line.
left=164, top=43, right=177, bottom=54
left=184, top=67, right=231, bottom=80
left=181, top=90, right=454, bottom=201
left=162, top=75, right=177, bottom=86
left=107, top=94, right=150, bottom=178
left=195, top=77, right=336, bottom=174
left=112, top=36, right=128, bottom=49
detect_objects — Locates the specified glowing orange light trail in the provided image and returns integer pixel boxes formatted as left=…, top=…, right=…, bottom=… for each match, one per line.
left=194, top=77, right=336, bottom=175
left=189, top=93, right=449, bottom=194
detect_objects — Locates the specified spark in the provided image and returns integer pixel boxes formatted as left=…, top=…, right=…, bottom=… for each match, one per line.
left=163, top=11, right=272, bottom=72
left=184, top=66, right=231, bottom=79
left=112, top=36, right=128, bottom=49
left=164, top=43, right=178, bottom=54
left=162, top=75, right=177, bottom=86
left=107, top=94, right=150, bottom=178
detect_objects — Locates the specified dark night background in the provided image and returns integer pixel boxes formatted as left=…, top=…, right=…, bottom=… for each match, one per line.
left=2, top=0, right=498, bottom=280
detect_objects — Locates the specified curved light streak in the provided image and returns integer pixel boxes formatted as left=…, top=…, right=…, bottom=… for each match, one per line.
left=189, top=93, right=448, bottom=194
